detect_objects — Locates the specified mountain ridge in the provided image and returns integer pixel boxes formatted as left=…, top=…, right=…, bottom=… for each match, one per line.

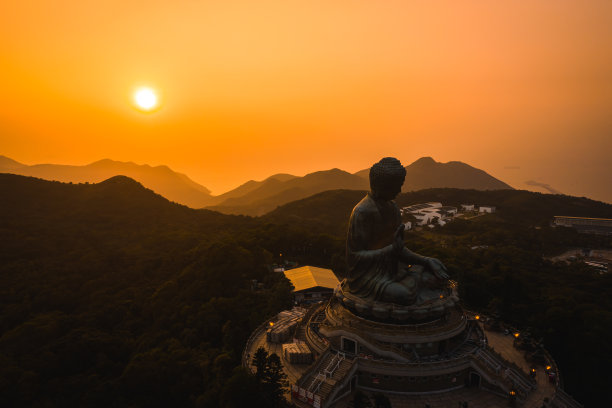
left=209, top=157, right=512, bottom=215
left=1, top=155, right=512, bottom=213
left=205, top=168, right=369, bottom=216
left=354, top=156, right=513, bottom=191
left=0, top=157, right=213, bottom=208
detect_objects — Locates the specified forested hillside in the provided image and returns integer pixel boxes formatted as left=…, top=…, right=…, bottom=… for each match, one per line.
left=0, top=175, right=337, bottom=407
left=1, top=175, right=611, bottom=407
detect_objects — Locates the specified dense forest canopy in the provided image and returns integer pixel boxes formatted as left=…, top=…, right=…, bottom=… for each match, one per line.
left=1, top=174, right=611, bottom=407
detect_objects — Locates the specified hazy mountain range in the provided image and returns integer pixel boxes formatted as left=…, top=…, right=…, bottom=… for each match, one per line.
left=209, top=157, right=513, bottom=215
left=0, top=156, right=212, bottom=208
left=0, top=155, right=512, bottom=215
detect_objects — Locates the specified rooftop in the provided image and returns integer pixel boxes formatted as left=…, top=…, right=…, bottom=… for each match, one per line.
left=284, top=266, right=340, bottom=292
left=554, top=216, right=612, bottom=221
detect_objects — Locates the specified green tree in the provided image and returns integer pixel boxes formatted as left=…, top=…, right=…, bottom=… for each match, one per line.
left=219, top=367, right=266, bottom=408
left=262, top=352, right=288, bottom=404
left=252, top=347, right=268, bottom=381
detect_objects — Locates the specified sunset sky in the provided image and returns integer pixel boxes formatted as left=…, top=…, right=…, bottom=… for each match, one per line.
left=1, top=1, right=611, bottom=201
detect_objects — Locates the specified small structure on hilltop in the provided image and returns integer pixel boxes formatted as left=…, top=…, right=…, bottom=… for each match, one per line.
left=284, top=266, right=340, bottom=304
left=479, top=205, right=496, bottom=213
left=553, top=216, right=612, bottom=235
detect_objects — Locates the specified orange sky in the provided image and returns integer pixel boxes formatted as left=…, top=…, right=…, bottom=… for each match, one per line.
left=1, top=1, right=611, bottom=201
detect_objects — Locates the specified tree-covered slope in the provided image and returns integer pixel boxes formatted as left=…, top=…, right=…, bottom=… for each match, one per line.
left=0, top=174, right=320, bottom=407
left=1, top=175, right=611, bottom=407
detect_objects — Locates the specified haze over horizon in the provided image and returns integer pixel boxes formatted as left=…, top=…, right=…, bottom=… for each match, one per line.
left=1, top=1, right=611, bottom=201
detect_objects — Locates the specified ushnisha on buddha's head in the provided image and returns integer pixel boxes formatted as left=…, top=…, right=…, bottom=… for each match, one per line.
left=369, top=157, right=406, bottom=200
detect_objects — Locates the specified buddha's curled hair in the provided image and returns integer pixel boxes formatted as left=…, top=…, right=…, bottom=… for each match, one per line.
left=369, top=157, right=406, bottom=191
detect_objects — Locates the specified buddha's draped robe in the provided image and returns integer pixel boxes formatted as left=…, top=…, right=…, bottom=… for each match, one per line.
left=346, top=193, right=414, bottom=301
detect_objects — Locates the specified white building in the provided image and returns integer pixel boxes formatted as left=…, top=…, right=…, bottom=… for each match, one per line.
left=461, top=204, right=475, bottom=211
left=401, top=202, right=442, bottom=214
left=403, top=203, right=457, bottom=226
left=413, top=211, right=439, bottom=226
left=439, top=206, right=458, bottom=216
left=479, top=206, right=496, bottom=213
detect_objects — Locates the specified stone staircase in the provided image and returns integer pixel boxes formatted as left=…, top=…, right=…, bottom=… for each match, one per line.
left=471, top=347, right=536, bottom=402
left=451, top=340, right=478, bottom=358
left=319, top=356, right=356, bottom=405
left=302, top=351, right=356, bottom=407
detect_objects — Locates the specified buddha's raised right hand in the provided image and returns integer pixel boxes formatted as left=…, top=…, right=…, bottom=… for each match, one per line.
left=392, top=224, right=405, bottom=255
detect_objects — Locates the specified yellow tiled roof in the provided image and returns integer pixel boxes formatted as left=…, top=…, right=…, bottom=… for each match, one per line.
left=283, top=266, right=340, bottom=292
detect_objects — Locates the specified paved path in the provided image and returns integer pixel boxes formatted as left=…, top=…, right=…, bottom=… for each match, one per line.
left=486, top=329, right=556, bottom=408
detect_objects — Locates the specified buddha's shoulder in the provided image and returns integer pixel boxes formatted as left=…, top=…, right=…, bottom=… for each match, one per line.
left=352, top=195, right=373, bottom=210
left=351, top=195, right=396, bottom=216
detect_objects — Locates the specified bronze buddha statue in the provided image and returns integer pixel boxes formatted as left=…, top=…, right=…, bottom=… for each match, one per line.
left=346, top=157, right=448, bottom=306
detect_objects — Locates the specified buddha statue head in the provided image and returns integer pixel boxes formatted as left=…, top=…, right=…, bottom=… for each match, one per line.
left=369, top=157, right=406, bottom=200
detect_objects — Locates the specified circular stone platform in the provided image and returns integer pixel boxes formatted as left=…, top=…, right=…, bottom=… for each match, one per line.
left=335, top=280, right=459, bottom=323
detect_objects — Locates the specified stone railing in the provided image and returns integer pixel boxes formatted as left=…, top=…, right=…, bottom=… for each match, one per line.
left=326, top=358, right=358, bottom=406
left=242, top=314, right=276, bottom=370
left=485, top=345, right=534, bottom=388
left=305, top=309, right=331, bottom=355
left=537, top=347, right=583, bottom=407
left=308, top=351, right=346, bottom=393
left=297, top=349, right=332, bottom=388
left=301, top=301, right=326, bottom=328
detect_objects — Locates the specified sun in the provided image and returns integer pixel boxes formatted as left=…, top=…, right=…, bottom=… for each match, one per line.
left=133, top=87, right=158, bottom=111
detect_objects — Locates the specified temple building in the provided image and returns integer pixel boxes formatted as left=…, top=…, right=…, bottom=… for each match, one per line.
left=283, top=266, right=340, bottom=304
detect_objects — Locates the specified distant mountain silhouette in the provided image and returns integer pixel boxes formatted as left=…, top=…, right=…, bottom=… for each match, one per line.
left=210, top=157, right=511, bottom=215
left=354, top=157, right=513, bottom=192
left=206, top=168, right=369, bottom=216
left=207, top=173, right=298, bottom=205
left=0, top=156, right=25, bottom=171
left=0, top=156, right=213, bottom=208
left=1, top=155, right=512, bottom=214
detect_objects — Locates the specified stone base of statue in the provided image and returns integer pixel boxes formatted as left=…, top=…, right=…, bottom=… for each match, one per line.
left=281, top=286, right=541, bottom=408
left=242, top=283, right=581, bottom=408
left=335, top=278, right=459, bottom=323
